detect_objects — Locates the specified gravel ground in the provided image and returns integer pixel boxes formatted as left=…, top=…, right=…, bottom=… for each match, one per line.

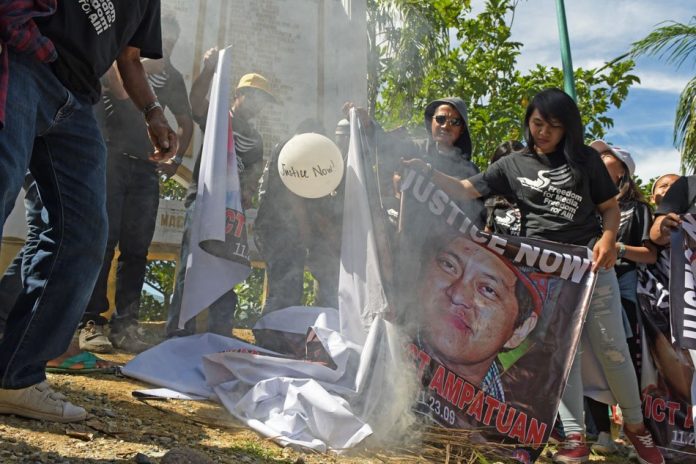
left=0, top=325, right=629, bottom=463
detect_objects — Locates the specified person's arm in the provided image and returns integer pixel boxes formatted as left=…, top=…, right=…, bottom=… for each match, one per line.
left=401, top=158, right=482, bottom=201
left=240, top=160, right=264, bottom=210
left=620, top=240, right=658, bottom=264
left=593, top=197, right=620, bottom=272
left=158, top=112, right=194, bottom=178
left=104, top=63, right=129, bottom=100
left=189, top=47, right=218, bottom=122
left=650, top=213, right=682, bottom=246
left=650, top=176, right=689, bottom=245
left=116, top=46, right=178, bottom=162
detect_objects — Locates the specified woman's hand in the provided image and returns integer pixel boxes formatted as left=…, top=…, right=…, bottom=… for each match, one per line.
left=592, top=235, right=617, bottom=272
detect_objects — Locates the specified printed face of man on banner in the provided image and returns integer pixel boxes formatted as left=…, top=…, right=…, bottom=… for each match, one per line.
left=418, top=236, right=541, bottom=391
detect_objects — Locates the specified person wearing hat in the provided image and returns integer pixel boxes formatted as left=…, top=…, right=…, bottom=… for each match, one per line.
left=650, top=173, right=680, bottom=208
left=586, top=140, right=658, bottom=455
left=165, top=47, right=277, bottom=338
left=650, top=174, right=696, bottom=246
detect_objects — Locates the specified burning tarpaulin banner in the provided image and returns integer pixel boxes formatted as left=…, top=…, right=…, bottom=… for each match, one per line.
left=179, top=46, right=251, bottom=328
left=124, top=112, right=416, bottom=452
left=396, top=169, right=596, bottom=463
left=637, top=214, right=696, bottom=461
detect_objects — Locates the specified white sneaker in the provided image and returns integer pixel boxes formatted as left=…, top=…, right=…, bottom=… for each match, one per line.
left=78, top=320, right=114, bottom=353
left=591, top=431, right=618, bottom=455
left=0, top=381, right=87, bottom=422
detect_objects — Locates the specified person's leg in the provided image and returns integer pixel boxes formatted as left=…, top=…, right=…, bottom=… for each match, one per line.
left=165, top=202, right=196, bottom=337
left=0, top=80, right=107, bottom=390
left=618, top=270, right=642, bottom=379
left=82, top=154, right=127, bottom=328
left=306, top=241, right=340, bottom=309
left=0, top=178, right=45, bottom=337
left=583, top=269, right=663, bottom=463
left=207, top=289, right=238, bottom=337
left=109, top=160, right=159, bottom=334
left=259, top=234, right=305, bottom=315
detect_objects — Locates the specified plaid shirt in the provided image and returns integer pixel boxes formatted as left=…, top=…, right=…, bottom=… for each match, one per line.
left=0, top=0, right=57, bottom=128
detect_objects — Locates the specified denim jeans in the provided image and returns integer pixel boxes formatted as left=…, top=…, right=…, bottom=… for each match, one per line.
left=558, top=267, right=644, bottom=434
left=0, top=51, right=107, bottom=389
left=82, top=154, right=160, bottom=332
left=164, top=200, right=237, bottom=337
left=0, top=177, right=44, bottom=337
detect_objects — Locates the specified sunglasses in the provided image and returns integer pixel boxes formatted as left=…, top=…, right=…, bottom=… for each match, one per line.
left=434, top=115, right=463, bottom=127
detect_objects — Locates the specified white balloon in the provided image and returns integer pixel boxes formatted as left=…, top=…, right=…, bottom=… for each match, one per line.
left=277, top=133, right=345, bottom=199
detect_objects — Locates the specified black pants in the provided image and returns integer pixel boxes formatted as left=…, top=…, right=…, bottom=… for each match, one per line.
left=83, top=154, right=160, bottom=331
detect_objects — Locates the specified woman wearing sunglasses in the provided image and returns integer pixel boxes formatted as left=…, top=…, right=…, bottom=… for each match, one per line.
left=403, top=88, right=664, bottom=464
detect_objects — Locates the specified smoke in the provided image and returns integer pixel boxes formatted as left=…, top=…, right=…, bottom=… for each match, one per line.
left=157, top=0, right=424, bottom=453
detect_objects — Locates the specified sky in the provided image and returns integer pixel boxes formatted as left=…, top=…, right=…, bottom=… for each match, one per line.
left=471, top=0, right=694, bottom=181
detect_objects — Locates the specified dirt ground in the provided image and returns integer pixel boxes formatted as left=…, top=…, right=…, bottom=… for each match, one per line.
left=0, top=325, right=630, bottom=464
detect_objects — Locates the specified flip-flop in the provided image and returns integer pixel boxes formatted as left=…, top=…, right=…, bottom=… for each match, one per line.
left=46, top=351, right=119, bottom=374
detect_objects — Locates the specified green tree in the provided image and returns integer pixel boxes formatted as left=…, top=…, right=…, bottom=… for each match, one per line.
left=141, top=259, right=177, bottom=320
left=368, top=0, right=639, bottom=168
left=630, top=17, right=696, bottom=173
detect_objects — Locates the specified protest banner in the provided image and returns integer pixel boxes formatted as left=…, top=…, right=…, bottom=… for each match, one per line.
left=396, top=169, right=596, bottom=463
left=638, top=214, right=696, bottom=461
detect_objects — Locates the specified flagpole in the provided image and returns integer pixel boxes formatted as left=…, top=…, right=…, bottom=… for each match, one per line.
left=554, top=0, right=577, bottom=101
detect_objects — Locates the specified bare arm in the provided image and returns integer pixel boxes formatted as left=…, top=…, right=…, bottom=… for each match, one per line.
left=158, top=112, right=194, bottom=178
left=401, top=158, right=482, bottom=201
left=104, top=63, right=128, bottom=100
left=593, top=197, right=620, bottom=272
left=650, top=213, right=681, bottom=246
left=116, top=46, right=178, bottom=161
left=620, top=240, right=658, bottom=265
left=189, top=47, right=218, bottom=121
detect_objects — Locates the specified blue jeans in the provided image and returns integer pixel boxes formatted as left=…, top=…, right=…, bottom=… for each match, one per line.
left=558, top=268, right=644, bottom=434
left=0, top=177, right=45, bottom=337
left=164, top=200, right=237, bottom=337
left=82, top=154, right=160, bottom=331
left=0, top=51, right=107, bottom=389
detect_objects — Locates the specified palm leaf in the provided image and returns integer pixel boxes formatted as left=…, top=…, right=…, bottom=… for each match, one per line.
left=630, top=17, right=696, bottom=69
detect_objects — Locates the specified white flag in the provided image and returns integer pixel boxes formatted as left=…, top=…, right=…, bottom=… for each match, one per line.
left=338, top=109, right=389, bottom=344
left=179, top=47, right=251, bottom=328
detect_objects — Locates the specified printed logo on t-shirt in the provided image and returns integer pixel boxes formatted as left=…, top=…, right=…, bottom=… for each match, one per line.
left=517, top=165, right=582, bottom=220
left=78, top=0, right=116, bottom=35
left=517, top=165, right=572, bottom=190
left=620, top=207, right=633, bottom=231
left=494, top=208, right=521, bottom=235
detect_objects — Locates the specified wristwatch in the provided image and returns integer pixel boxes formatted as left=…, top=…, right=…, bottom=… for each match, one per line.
left=617, top=242, right=626, bottom=259
left=142, top=100, right=162, bottom=116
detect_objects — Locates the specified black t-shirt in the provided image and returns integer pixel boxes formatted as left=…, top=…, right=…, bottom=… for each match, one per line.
left=102, top=62, right=191, bottom=160
left=485, top=197, right=521, bottom=236
left=615, top=200, right=652, bottom=276
left=470, top=147, right=618, bottom=245
left=185, top=112, right=263, bottom=208
left=35, top=1, right=162, bottom=103
left=655, top=176, right=696, bottom=216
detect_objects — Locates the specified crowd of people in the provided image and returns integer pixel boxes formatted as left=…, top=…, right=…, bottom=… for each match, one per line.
left=0, top=3, right=694, bottom=464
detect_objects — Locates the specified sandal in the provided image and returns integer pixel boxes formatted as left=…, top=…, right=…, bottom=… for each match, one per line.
left=46, top=351, right=119, bottom=374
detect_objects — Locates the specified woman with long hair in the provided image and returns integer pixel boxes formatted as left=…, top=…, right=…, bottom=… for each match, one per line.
left=404, top=88, right=663, bottom=464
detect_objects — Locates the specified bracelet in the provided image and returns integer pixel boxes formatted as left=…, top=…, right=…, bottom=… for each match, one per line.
left=142, top=100, right=162, bottom=116
left=617, top=242, right=626, bottom=259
